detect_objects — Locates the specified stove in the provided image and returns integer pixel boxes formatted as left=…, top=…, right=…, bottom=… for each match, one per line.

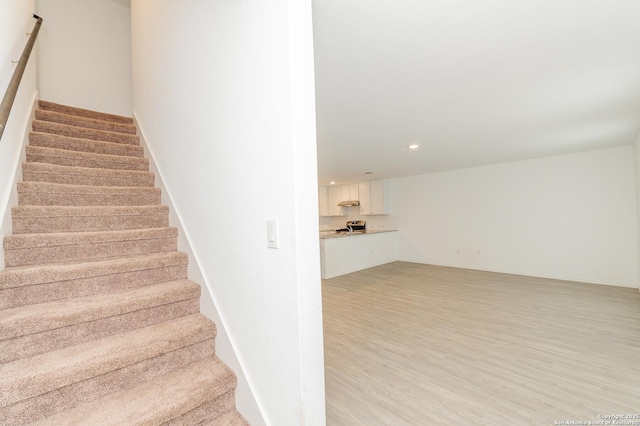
left=335, top=220, right=366, bottom=234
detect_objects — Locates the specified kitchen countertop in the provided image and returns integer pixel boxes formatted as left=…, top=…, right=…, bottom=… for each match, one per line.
left=319, top=229, right=398, bottom=239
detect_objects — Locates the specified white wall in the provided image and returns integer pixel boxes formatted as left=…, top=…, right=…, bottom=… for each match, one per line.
left=392, top=146, right=639, bottom=288
left=135, top=119, right=263, bottom=423
left=35, top=0, right=132, bottom=116
left=635, top=134, right=640, bottom=289
left=130, top=1, right=325, bottom=425
left=0, top=1, right=38, bottom=268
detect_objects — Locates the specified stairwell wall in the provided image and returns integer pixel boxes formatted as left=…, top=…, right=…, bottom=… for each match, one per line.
left=35, top=0, right=133, bottom=116
left=0, top=0, right=38, bottom=268
left=135, top=117, right=264, bottom=424
left=131, top=1, right=325, bottom=425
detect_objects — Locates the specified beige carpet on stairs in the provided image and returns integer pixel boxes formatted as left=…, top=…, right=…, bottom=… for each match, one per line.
left=0, top=100, right=249, bottom=426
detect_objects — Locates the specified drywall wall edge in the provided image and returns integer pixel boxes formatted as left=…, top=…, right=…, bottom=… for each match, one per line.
left=0, top=91, right=38, bottom=269
left=634, top=131, right=640, bottom=291
left=133, top=112, right=265, bottom=425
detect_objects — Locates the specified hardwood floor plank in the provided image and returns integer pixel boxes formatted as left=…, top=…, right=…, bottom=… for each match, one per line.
left=323, top=262, right=640, bottom=425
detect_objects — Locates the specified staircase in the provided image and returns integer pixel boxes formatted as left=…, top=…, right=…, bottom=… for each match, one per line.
left=0, top=101, right=248, bottom=425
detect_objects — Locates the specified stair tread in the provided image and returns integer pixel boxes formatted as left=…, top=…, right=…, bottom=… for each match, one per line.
left=0, top=314, right=215, bottom=407
left=12, top=205, right=168, bottom=218
left=38, top=100, right=134, bottom=125
left=11, top=205, right=170, bottom=234
left=22, top=161, right=154, bottom=179
left=26, top=145, right=149, bottom=171
left=4, top=227, right=178, bottom=268
left=17, top=181, right=162, bottom=207
left=0, top=251, right=188, bottom=289
left=0, top=280, right=200, bottom=340
left=35, top=109, right=137, bottom=135
left=32, top=120, right=139, bottom=146
left=202, top=409, right=250, bottom=426
left=31, top=357, right=236, bottom=426
left=22, top=162, right=155, bottom=187
left=18, top=180, right=161, bottom=195
left=4, top=227, right=178, bottom=250
left=29, top=132, right=144, bottom=158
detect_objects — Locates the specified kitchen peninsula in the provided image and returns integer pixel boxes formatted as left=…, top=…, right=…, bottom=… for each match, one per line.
left=319, top=229, right=398, bottom=279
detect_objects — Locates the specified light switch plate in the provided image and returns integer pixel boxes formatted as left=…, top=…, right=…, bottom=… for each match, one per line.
left=267, top=220, right=278, bottom=249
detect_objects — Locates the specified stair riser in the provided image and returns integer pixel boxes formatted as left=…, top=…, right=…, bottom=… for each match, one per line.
left=22, top=169, right=155, bottom=188
left=4, top=237, right=178, bottom=267
left=0, top=340, right=215, bottom=426
left=164, top=390, right=236, bottom=426
left=26, top=147, right=149, bottom=171
left=18, top=190, right=161, bottom=207
left=35, top=110, right=137, bottom=135
left=0, top=263, right=187, bottom=310
left=203, top=408, right=249, bottom=426
left=32, top=121, right=140, bottom=146
left=30, top=132, right=144, bottom=158
left=0, top=281, right=199, bottom=340
left=38, top=101, right=134, bottom=125
left=12, top=213, right=169, bottom=234
left=0, top=298, right=200, bottom=364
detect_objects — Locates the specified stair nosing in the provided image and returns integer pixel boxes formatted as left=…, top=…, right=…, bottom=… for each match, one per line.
left=29, top=132, right=144, bottom=158
left=0, top=252, right=188, bottom=289
left=29, top=357, right=235, bottom=426
left=32, top=120, right=139, bottom=146
left=0, top=280, right=200, bottom=340
left=4, top=227, right=178, bottom=250
left=38, top=100, right=134, bottom=125
left=0, top=314, right=215, bottom=407
left=17, top=180, right=161, bottom=193
left=35, top=109, right=137, bottom=135
left=26, top=145, right=149, bottom=164
left=22, top=162, right=155, bottom=184
left=11, top=205, right=169, bottom=219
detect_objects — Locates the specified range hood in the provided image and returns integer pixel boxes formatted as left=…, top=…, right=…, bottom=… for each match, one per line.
left=338, top=200, right=360, bottom=207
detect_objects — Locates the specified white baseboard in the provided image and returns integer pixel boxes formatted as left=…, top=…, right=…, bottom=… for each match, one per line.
left=401, top=257, right=638, bottom=289
left=0, top=91, right=38, bottom=269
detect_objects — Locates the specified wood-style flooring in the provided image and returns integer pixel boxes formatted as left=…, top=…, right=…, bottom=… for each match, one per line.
left=322, top=262, right=640, bottom=425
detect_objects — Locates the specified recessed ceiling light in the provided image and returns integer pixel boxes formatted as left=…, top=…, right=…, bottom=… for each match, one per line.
left=330, top=181, right=336, bottom=185
left=407, top=144, right=420, bottom=150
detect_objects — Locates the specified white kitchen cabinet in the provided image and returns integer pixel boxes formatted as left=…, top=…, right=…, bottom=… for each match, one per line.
left=339, top=183, right=359, bottom=202
left=318, top=186, right=329, bottom=216
left=370, top=179, right=390, bottom=214
left=320, top=231, right=398, bottom=279
left=358, top=179, right=390, bottom=215
left=358, top=181, right=372, bottom=214
left=326, top=185, right=344, bottom=216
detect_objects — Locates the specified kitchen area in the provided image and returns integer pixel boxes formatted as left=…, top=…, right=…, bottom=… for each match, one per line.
left=318, top=179, right=398, bottom=279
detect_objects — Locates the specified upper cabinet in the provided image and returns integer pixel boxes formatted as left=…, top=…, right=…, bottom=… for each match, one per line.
left=318, top=186, right=329, bottom=216
left=358, top=181, right=372, bottom=214
left=340, top=183, right=359, bottom=201
left=318, top=185, right=344, bottom=216
left=358, top=179, right=391, bottom=215
left=319, top=180, right=388, bottom=217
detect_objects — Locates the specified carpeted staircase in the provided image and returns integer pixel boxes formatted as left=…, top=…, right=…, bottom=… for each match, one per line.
left=0, top=101, right=249, bottom=425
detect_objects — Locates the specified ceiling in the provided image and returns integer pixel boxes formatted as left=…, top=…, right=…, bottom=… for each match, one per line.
left=312, top=0, right=640, bottom=185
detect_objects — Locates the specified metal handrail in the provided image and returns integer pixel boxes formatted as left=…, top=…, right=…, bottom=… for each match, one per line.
left=0, top=14, right=43, bottom=141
